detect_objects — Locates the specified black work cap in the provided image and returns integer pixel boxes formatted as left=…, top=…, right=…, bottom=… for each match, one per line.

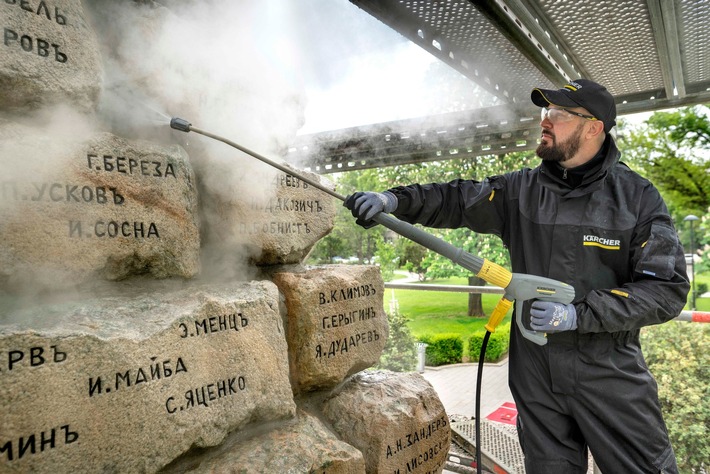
left=531, top=79, right=617, bottom=132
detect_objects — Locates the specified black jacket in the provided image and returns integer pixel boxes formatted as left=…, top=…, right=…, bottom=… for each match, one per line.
left=387, top=136, right=689, bottom=335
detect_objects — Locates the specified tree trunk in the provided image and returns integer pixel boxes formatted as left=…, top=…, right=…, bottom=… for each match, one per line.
left=468, top=275, right=486, bottom=317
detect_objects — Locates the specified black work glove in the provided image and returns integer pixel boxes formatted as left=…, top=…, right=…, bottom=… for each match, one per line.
left=343, top=191, right=398, bottom=229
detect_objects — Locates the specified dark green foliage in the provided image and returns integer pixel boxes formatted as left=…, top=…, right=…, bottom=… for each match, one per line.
left=375, top=310, right=418, bottom=372
left=418, top=333, right=463, bottom=366
left=641, top=321, right=709, bottom=473
left=470, top=324, right=510, bottom=362
left=467, top=324, right=510, bottom=362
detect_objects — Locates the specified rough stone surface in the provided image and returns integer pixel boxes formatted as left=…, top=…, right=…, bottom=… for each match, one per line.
left=323, top=371, right=451, bottom=474
left=0, top=0, right=102, bottom=113
left=273, top=265, right=388, bottom=394
left=0, top=281, right=296, bottom=473
left=202, top=165, right=337, bottom=266
left=0, top=124, right=200, bottom=292
left=168, top=409, right=366, bottom=473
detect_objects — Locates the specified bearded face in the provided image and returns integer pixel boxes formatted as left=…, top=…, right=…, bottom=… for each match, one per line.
left=536, top=121, right=586, bottom=163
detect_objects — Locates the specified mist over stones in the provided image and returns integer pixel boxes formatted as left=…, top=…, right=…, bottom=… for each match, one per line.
left=0, top=1, right=450, bottom=472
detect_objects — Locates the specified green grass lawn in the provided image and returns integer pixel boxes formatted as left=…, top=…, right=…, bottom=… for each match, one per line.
left=389, top=277, right=512, bottom=358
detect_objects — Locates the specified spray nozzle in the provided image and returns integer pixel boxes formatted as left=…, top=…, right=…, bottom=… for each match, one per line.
left=170, top=117, right=192, bottom=132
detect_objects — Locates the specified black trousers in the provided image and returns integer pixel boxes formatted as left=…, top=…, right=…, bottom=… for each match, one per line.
left=509, top=328, right=678, bottom=474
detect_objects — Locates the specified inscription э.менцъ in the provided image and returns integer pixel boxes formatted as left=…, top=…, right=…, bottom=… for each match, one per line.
left=178, top=313, right=248, bottom=338
left=88, top=356, right=187, bottom=397
left=165, top=375, right=246, bottom=413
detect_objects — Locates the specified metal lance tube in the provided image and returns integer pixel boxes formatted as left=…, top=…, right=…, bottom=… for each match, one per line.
left=168, top=117, right=574, bottom=335
left=170, top=116, right=575, bottom=474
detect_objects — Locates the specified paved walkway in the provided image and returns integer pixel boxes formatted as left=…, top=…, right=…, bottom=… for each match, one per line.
left=421, top=358, right=514, bottom=420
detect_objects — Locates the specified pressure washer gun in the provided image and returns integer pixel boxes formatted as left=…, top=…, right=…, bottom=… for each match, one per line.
left=169, top=117, right=575, bottom=344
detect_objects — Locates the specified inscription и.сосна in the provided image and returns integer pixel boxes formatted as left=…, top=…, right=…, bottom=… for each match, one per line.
left=165, top=376, right=246, bottom=413
left=68, top=220, right=159, bottom=239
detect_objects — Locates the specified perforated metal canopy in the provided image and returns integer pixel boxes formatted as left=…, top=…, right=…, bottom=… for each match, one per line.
left=289, top=0, right=710, bottom=174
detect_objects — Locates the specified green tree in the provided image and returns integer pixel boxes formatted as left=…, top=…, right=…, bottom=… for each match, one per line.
left=617, top=105, right=710, bottom=274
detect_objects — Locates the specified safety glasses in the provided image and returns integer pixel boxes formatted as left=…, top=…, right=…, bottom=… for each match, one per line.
left=541, top=107, right=598, bottom=124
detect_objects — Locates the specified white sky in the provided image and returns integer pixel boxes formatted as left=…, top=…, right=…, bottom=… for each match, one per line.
left=292, top=0, right=495, bottom=135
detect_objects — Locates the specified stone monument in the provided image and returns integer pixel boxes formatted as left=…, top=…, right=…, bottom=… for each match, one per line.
left=0, top=1, right=451, bottom=473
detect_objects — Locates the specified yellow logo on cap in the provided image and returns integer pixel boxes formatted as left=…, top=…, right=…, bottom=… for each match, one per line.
left=564, top=84, right=578, bottom=91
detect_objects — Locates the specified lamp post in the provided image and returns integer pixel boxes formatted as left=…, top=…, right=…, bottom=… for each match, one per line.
left=684, top=215, right=699, bottom=310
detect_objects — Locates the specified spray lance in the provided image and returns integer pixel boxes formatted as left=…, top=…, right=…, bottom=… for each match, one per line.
left=170, top=117, right=575, bottom=472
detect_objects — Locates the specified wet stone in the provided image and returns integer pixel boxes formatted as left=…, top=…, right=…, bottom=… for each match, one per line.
left=0, top=281, right=296, bottom=473
left=323, top=371, right=451, bottom=474
left=273, top=265, right=388, bottom=394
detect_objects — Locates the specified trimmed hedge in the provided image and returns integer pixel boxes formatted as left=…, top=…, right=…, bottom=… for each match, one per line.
left=468, top=324, right=511, bottom=362
left=418, top=333, right=463, bottom=366
left=641, top=321, right=709, bottom=473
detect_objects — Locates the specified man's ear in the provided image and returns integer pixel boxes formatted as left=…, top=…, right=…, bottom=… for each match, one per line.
left=587, top=120, right=605, bottom=139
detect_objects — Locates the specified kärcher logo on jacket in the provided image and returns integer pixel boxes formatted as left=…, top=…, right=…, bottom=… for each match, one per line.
left=583, top=234, right=621, bottom=250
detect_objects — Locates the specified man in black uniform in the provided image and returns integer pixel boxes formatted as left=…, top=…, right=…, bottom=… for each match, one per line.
left=345, top=79, right=689, bottom=473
